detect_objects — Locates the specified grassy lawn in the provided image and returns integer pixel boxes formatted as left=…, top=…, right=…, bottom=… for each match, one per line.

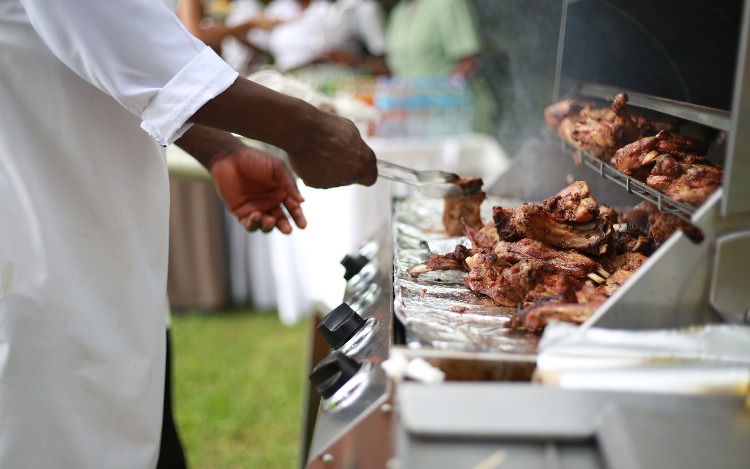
left=169, top=308, right=310, bottom=469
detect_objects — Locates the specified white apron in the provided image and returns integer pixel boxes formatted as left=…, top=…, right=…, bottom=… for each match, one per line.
left=0, top=1, right=237, bottom=467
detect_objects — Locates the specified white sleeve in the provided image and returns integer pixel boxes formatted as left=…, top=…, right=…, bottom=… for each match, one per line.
left=18, top=0, right=239, bottom=146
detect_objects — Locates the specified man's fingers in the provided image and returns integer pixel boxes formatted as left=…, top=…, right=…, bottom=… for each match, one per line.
left=357, top=147, right=378, bottom=186
left=240, top=212, right=262, bottom=231
left=287, top=206, right=307, bottom=230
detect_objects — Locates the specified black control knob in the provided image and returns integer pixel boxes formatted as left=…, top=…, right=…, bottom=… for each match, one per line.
left=318, top=303, right=366, bottom=350
left=309, top=351, right=361, bottom=399
left=341, top=254, right=369, bottom=281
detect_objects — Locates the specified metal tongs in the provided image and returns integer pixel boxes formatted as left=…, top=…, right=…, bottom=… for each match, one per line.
left=376, top=159, right=463, bottom=198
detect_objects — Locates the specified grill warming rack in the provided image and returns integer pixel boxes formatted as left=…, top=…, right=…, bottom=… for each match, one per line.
left=553, top=84, right=730, bottom=224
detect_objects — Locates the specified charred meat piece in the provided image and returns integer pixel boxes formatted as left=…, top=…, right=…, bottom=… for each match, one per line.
left=464, top=251, right=545, bottom=307
left=408, top=244, right=480, bottom=276
left=523, top=273, right=584, bottom=305
left=464, top=220, right=500, bottom=249
left=610, top=132, right=665, bottom=180
left=647, top=210, right=704, bottom=244
left=610, top=130, right=708, bottom=179
left=515, top=301, right=603, bottom=332
left=542, top=180, right=599, bottom=223
left=492, top=206, right=523, bottom=242
left=442, top=177, right=485, bottom=237
left=646, top=154, right=723, bottom=206
left=544, top=98, right=593, bottom=129
left=634, top=201, right=703, bottom=245
left=511, top=203, right=609, bottom=254
left=566, top=94, right=644, bottom=160
left=507, top=238, right=604, bottom=280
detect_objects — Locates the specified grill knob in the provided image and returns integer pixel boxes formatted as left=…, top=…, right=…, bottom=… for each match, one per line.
left=318, top=303, right=366, bottom=350
left=309, top=351, right=361, bottom=399
left=341, top=254, right=369, bottom=281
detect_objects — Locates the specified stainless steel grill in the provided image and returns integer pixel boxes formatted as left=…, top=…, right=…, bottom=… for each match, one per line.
left=302, top=1, right=750, bottom=467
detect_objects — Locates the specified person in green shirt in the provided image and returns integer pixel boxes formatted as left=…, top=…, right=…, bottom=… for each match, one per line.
left=385, top=0, right=496, bottom=134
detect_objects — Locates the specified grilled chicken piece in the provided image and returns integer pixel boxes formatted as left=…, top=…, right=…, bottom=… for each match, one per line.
left=544, top=98, right=593, bottom=129
left=492, top=206, right=523, bottom=242
left=442, top=177, right=485, bottom=236
left=408, top=244, right=479, bottom=276
left=464, top=220, right=500, bottom=249
left=511, top=203, right=609, bottom=254
left=542, top=180, right=599, bottom=223
left=610, top=130, right=710, bottom=182
left=506, top=238, right=602, bottom=280
left=610, top=132, right=665, bottom=180
left=464, top=251, right=546, bottom=307
left=515, top=301, right=603, bottom=332
left=567, top=94, right=644, bottom=160
left=646, top=154, right=723, bottom=206
left=631, top=201, right=703, bottom=245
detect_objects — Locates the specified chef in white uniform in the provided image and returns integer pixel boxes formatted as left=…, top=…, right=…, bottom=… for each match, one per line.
left=0, top=0, right=376, bottom=467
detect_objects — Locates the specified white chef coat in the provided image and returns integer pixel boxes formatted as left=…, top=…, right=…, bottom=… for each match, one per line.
left=0, top=0, right=237, bottom=467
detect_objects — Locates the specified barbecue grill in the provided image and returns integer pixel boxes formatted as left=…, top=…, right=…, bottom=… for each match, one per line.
left=301, top=1, right=750, bottom=468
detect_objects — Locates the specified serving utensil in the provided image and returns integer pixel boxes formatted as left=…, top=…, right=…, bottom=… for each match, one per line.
left=376, top=160, right=463, bottom=198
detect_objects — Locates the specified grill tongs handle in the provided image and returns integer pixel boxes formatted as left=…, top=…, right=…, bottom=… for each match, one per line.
left=376, top=159, right=462, bottom=198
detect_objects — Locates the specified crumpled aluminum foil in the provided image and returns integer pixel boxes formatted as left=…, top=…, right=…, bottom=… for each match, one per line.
left=392, top=195, right=540, bottom=354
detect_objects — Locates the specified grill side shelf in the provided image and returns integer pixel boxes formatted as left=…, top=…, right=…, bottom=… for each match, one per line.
left=555, top=137, right=697, bottom=223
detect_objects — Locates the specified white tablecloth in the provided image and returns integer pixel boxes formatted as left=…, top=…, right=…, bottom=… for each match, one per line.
left=167, top=133, right=509, bottom=323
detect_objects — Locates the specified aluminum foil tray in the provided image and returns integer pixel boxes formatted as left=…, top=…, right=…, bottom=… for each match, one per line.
left=392, top=195, right=540, bottom=354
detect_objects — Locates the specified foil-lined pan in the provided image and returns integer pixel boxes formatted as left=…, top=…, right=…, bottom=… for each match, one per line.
left=392, top=195, right=540, bottom=354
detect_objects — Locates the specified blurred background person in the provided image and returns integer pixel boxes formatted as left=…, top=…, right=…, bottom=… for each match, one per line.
left=253, top=0, right=388, bottom=75
left=385, top=0, right=497, bottom=134
left=177, top=0, right=282, bottom=56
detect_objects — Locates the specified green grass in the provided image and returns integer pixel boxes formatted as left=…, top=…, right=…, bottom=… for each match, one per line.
left=170, top=308, right=309, bottom=469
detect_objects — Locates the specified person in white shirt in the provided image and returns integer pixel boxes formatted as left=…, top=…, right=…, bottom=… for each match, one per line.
left=256, top=0, right=388, bottom=73
left=0, top=0, right=376, bottom=467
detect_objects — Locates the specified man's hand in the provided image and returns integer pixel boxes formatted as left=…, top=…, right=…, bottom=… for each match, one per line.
left=175, top=125, right=306, bottom=235
left=284, top=110, right=378, bottom=189
left=210, top=145, right=306, bottom=234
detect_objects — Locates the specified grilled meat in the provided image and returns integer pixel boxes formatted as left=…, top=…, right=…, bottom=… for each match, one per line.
left=542, top=180, right=599, bottom=223
left=442, top=177, right=485, bottom=236
left=646, top=154, right=722, bottom=206
left=506, top=238, right=602, bottom=280
left=492, top=206, right=523, bottom=242
left=408, top=244, right=479, bottom=276
left=464, top=250, right=544, bottom=307
left=464, top=220, right=500, bottom=249
left=610, top=132, right=665, bottom=180
left=543, top=98, right=593, bottom=129
left=511, top=203, right=609, bottom=254
left=547, top=93, right=649, bottom=161
left=411, top=181, right=687, bottom=332
left=610, top=130, right=709, bottom=181
left=514, top=301, right=603, bottom=332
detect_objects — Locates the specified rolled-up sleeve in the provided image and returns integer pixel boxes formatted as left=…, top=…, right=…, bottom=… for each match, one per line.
left=18, top=0, right=239, bottom=146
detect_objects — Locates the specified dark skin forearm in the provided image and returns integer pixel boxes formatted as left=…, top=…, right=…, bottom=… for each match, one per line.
left=174, top=124, right=245, bottom=170
left=189, top=77, right=317, bottom=157
left=189, top=76, right=378, bottom=188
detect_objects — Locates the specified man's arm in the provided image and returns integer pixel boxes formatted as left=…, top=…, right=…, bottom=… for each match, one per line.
left=189, top=76, right=378, bottom=189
